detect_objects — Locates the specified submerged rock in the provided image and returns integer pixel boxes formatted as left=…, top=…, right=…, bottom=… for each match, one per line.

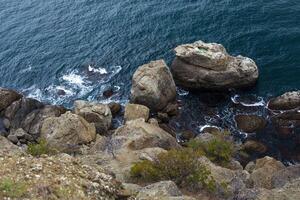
left=268, top=91, right=300, bottom=110
left=171, top=40, right=259, bottom=90
left=271, top=108, right=300, bottom=138
left=242, top=140, right=268, bottom=154
left=74, top=100, right=112, bottom=134
left=124, top=103, right=150, bottom=122
left=41, top=111, right=96, bottom=152
left=235, top=115, right=267, bottom=133
left=131, top=60, right=177, bottom=112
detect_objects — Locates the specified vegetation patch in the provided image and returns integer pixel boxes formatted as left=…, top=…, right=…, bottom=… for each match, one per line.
left=188, top=136, right=234, bottom=167
left=130, top=148, right=216, bottom=192
left=0, top=178, right=27, bottom=198
left=27, top=139, right=57, bottom=157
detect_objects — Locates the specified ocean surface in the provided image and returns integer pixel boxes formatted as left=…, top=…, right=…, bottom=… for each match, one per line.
left=0, top=0, right=300, bottom=161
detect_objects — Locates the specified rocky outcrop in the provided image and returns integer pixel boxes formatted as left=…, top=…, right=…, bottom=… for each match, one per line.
left=131, top=60, right=177, bottom=112
left=83, top=119, right=180, bottom=181
left=268, top=91, right=300, bottom=110
left=124, top=103, right=150, bottom=122
left=249, top=156, right=285, bottom=189
left=0, top=154, right=122, bottom=199
left=171, top=40, right=259, bottom=90
left=235, top=115, right=267, bottom=133
left=41, top=112, right=96, bottom=152
left=135, top=181, right=196, bottom=200
left=0, top=88, right=22, bottom=112
left=74, top=100, right=112, bottom=134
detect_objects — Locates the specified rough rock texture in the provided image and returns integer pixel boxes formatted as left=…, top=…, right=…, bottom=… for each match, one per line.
left=0, top=88, right=22, bottom=112
left=198, top=156, right=250, bottom=198
left=235, top=115, right=267, bottom=133
left=268, top=91, right=300, bottom=110
left=0, top=154, right=122, bottom=200
left=83, top=119, right=180, bottom=181
left=131, top=60, right=177, bottom=111
left=4, top=97, right=44, bottom=129
left=74, top=100, right=112, bottom=134
left=135, top=181, right=196, bottom=200
left=171, top=40, right=259, bottom=90
left=41, top=112, right=96, bottom=152
left=124, top=104, right=150, bottom=122
left=0, top=135, right=22, bottom=155
left=249, top=156, right=285, bottom=189
left=271, top=164, right=300, bottom=188
left=21, top=105, right=67, bottom=138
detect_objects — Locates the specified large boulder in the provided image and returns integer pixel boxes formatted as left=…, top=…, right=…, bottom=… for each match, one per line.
left=0, top=88, right=22, bottom=112
left=21, top=105, right=67, bottom=139
left=131, top=60, right=177, bottom=112
left=171, top=40, right=259, bottom=90
left=84, top=119, right=180, bottom=181
left=74, top=100, right=112, bottom=134
left=268, top=91, right=300, bottom=110
left=235, top=115, right=267, bottom=133
left=249, top=156, right=285, bottom=189
left=40, top=112, right=96, bottom=152
left=124, top=103, right=150, bottom=122
left=4, top=97, right=44, bottom=129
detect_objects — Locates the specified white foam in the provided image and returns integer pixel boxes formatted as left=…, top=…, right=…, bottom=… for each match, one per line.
left=231, top=94, right=265, bottom=107
left=62, top=72, right=86, bottom=86
left=199, top=125, right=221, bottom=132
left=88, top=65, right=108, bottom=74
left=177, top=88, right=189, bottom=96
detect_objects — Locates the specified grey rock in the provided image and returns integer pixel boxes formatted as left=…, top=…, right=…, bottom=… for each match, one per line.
left=74, top=100, right=112, bottom=134
left=131, top=60, right=177, bottom=112
left=171, top=40, right=259, bottom=90
left=0, top=88, right=22, bottom=112
left=268, top=91, right=300, bottom=110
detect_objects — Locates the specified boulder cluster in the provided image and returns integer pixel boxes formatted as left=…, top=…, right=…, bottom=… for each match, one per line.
left=0, top=40, right=299, bottom=199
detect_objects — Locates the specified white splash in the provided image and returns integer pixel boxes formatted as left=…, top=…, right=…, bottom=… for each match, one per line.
left=177, top=88, right=189, bottom=96
left=199, top=125, right=221, bottom=132
left=231, top=94, right=265, bottom=107
left=88, top=65, right=108, bottom=74
left=62, top=72, right=86, bottom=86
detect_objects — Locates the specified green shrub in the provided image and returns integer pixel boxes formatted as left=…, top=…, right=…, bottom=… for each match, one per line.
left=188, top=134, right=234, bottom=166
left=0, top=178, right=27, bottom=198
left=27, top=139, right=56, bottom=157
left=130, top=148, right=216, bottom=192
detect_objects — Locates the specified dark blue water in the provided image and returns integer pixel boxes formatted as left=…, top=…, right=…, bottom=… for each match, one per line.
left=1, top=0, right=300, bottom=162
left=1, top=0, right=299, bottom=104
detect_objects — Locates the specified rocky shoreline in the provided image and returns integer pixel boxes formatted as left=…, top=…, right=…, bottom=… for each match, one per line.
left=0, top=40, right=299, bottom=199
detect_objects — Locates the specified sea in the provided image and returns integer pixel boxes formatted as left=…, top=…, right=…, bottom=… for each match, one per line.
left=0, top=0, right=299, bottom=162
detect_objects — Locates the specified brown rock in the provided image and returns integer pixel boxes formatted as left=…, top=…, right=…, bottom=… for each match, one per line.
left=242, top=140, right=268, bottom=154
left=268, top=91, right=300, bottom=110
left=235, top=115, right=267, bottom=133
left=0, top=88, right=22, bottom=112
